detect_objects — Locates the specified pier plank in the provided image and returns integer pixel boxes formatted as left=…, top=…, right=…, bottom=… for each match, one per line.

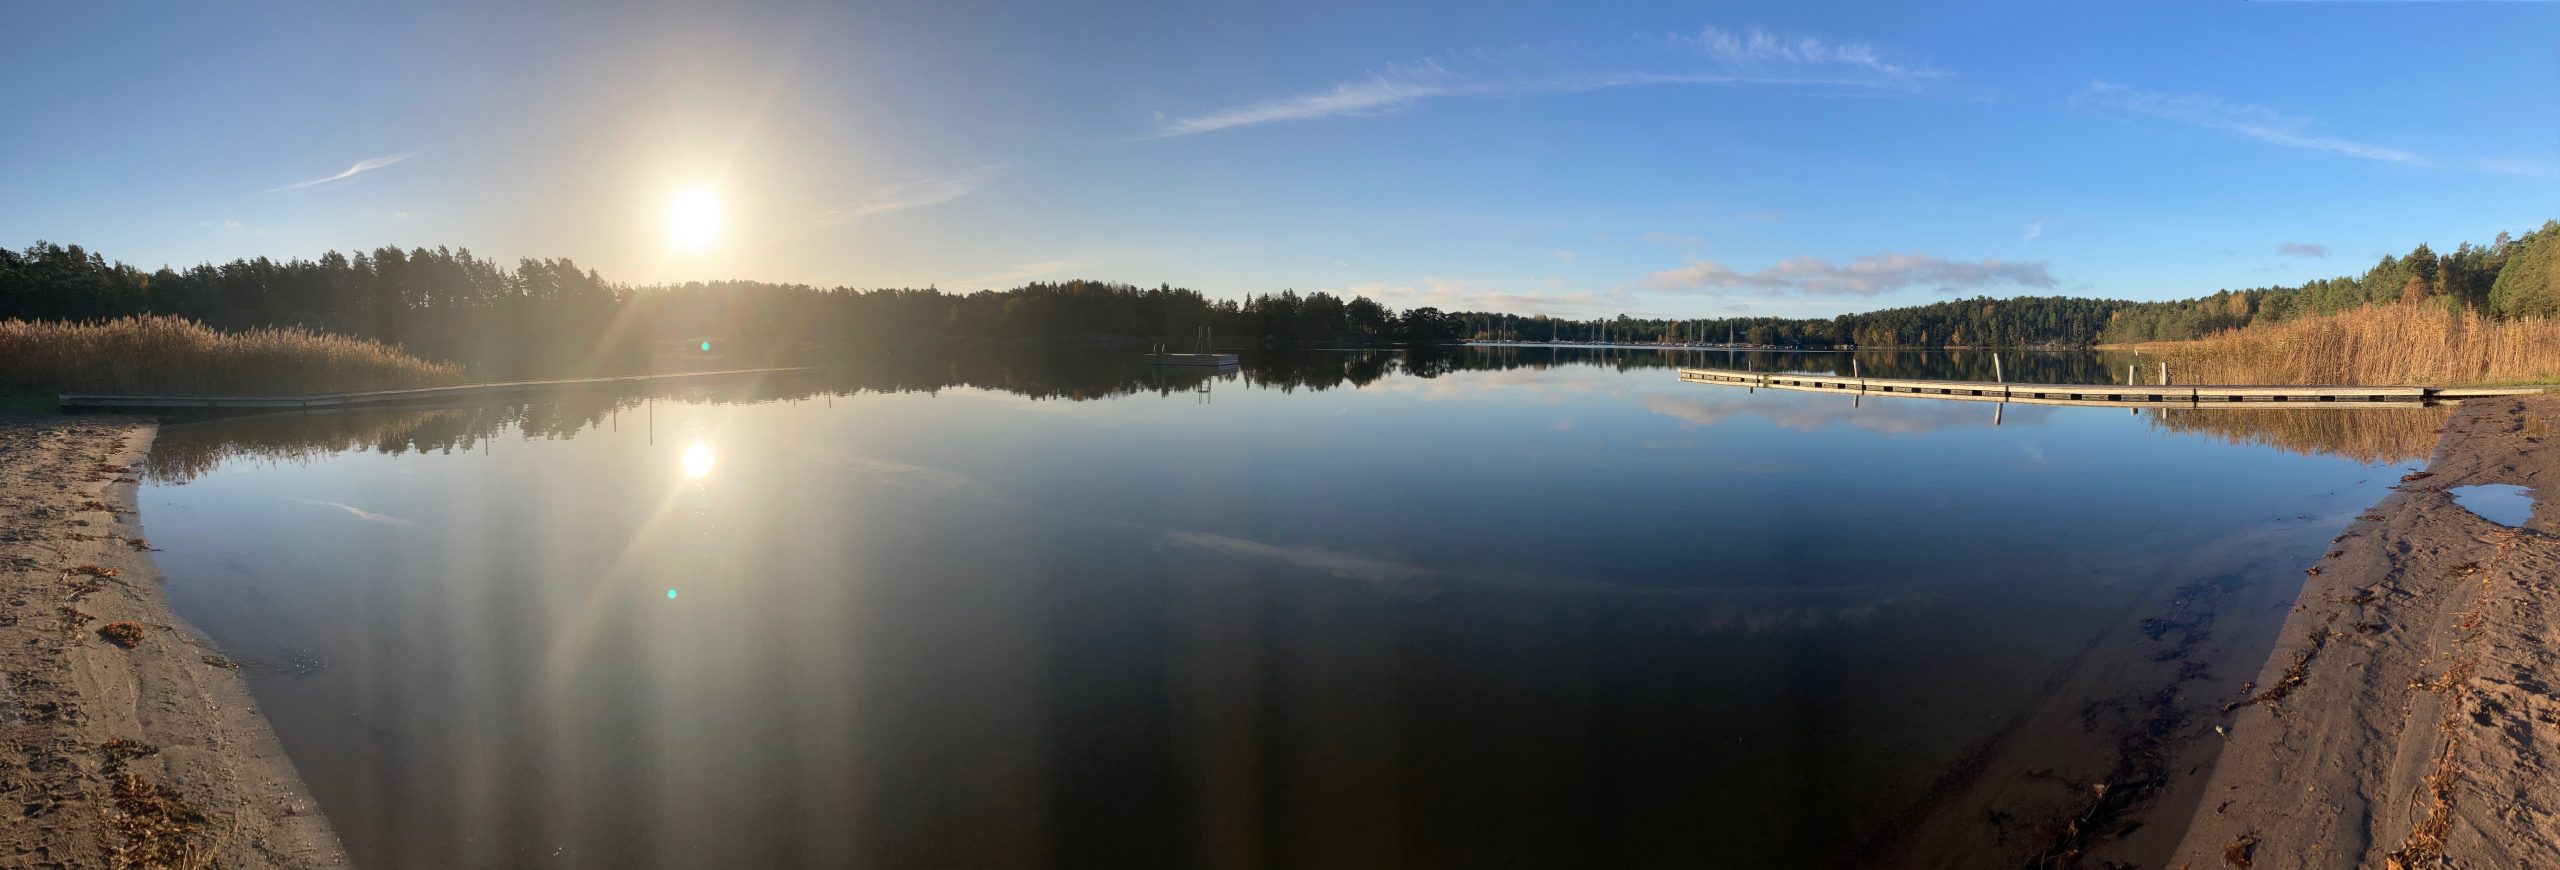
left=1675, top=367, right=2544, bottom=407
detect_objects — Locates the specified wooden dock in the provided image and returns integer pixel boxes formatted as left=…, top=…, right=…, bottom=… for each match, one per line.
left=1677, top=367, right=2546, bottom=408
left=58, top=367, right=817, bottom=412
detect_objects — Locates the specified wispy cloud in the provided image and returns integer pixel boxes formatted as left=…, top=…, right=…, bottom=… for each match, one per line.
left=1644, top=252, right=2055, bottom=297
left=2022, top=220, right=2044, bottom=242
left=1644, top=231, right=1707, bottom=248
left=813, top=163, right=1008, bottom=226
left=2070, top=82, right=2418, bottom=164
left=2277, top=242, right=2328, bottom=258
left=1334, top=277, right=1633, bottom=317
left=1153, top=26, right=1944, bottom=137
left=1552, top=249, right=1578, bottom=264
left=268, top=151, right=417, bottom=192
left=2470, top=157, right=2560, bottom=179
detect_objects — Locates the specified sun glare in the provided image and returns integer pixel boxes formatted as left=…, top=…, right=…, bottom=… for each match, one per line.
left=665, top=188, right=723, bottom=251
left=680, top=442, right=715, bottom=479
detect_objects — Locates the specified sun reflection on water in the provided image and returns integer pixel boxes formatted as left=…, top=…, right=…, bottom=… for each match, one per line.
left=680, top=442, right=715, bottom=479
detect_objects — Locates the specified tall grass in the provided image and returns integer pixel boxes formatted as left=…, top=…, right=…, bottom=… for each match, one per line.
left=2112, top=305, right=2560, bottom=386
left=0, top=315, right=464, bottom=396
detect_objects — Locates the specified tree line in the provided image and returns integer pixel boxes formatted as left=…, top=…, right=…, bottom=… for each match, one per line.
left=2094, top=220, right=2559, bottom=343
left=4, top=219, right=2551, bottom=373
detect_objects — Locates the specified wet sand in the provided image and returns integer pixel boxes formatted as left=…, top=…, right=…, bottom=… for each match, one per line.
left=1882, top=486, right=2346, bottom=867
left=1891, top=396, right=2558, bottom=868
left=0, top=416, right=343, bottom=867
left=2172, top=395, right=2560, bottom=868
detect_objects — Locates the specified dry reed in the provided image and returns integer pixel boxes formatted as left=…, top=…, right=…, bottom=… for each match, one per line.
left=0, top=316, right=462, bottom=397
left=2113, top=305, right=2560, bottom=387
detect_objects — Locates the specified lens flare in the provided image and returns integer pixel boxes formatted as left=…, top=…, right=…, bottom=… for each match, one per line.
left=680, top=442, right=715, bottom=479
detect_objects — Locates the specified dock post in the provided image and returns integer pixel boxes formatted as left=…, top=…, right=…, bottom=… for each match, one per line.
left=2159, top=362, right=2168, bottom=386
left=2127, top=364, right=2135, bottom=386
left=1993, top=354, right=2003, bottom=384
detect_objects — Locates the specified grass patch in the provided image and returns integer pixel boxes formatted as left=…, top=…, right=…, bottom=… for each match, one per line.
left=1, top=315, right=462, bottom=397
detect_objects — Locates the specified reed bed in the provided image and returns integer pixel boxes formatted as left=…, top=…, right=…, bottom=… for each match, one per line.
left=2114, top=305, right=2560, bottom=387
left=2147, top=407, right=2450, bottom=465
left=0, top=316, right=462, bottom=397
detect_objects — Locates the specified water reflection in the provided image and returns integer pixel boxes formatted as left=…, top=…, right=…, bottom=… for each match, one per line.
left=2147, top=405, right=2450, bottom=465
left=1641, top=391, right=2047, bottom=435
left=144, top=347, right=2445, bottom=486
left=132, top=345, right=2454, bottom=868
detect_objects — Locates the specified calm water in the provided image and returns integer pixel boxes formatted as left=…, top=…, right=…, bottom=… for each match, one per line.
left=138, top=348, right=2436, bottom=868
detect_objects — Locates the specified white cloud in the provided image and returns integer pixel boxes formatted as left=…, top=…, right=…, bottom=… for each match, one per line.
left=814, top=163, right=1008, bottom=225
left=268, top=151, right=418, bottom=192
left=2070, top=82, right=2418, bottom=164
left=1153, top=26, right=1943, bottom=137
left=1644, top=252, right=2056, bottom=297
left=2022, top=220, right=2044, bottom=242
left=2276, top=242, right=2328, bottom=258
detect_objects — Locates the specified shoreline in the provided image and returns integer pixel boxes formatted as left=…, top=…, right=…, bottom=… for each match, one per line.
left=2171, top=394, right=2558, bottom=867
left=0, top=415, right=344, bottom=867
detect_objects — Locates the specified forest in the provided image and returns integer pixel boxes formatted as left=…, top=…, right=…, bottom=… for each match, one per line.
left=3, top=219, right=2551, bottom=375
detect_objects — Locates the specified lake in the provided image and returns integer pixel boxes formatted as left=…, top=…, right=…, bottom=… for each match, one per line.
left=137, top=347, right=2441, bottom=868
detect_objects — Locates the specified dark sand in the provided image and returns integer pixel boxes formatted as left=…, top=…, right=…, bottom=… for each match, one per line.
left=0, top=416, right=344, bottom=867
left=2172, top=395, right=2560, bottom=868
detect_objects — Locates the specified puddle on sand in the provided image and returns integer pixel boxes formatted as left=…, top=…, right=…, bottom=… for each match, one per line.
left=2449, top=484, right=2536, bottom=527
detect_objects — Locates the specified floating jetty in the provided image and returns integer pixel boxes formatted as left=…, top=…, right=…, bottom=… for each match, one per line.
left=1142, top=352, right=1239, bottom=367
left=57, top=367, right=817, bottom=412
left=1677, top=367, right=2546, bottom=409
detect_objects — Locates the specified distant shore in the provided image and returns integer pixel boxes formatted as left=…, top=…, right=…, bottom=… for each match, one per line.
left=2169, top=394, right=2559, bottom=867
left=0, top=416, right=343, bottom=867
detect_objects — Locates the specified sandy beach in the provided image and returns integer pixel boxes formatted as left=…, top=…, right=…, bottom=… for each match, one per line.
left=2173, top=395, right=2559, bottom=868
left=0, top=416, right=343, bottom=867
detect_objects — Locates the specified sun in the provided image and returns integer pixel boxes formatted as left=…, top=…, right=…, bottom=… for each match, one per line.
left=665, top=188, right=723, bottom=251
left=680, top=442, right=715, bottom=479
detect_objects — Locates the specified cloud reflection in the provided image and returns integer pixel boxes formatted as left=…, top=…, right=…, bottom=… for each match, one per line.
left=809, top=449, right=1006, bottom=503
left=282, top=496, right=417, bottom=527
left=1641, top=392, right=2046, bottom=434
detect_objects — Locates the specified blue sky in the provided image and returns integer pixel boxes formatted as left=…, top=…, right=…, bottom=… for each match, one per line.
left=3, top=0, right=2555, bottom=319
